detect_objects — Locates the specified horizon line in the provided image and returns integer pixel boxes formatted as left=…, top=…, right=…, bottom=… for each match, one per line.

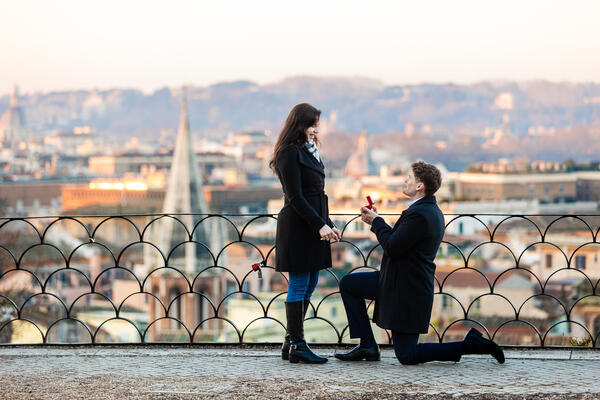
left=2, top=75, right=600, bottom=98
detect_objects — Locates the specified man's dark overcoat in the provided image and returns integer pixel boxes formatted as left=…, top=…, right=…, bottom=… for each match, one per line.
left=370, top=195, right=445, bottom=333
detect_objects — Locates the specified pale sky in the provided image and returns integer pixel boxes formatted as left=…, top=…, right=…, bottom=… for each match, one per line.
left=1, top=0, right=599, bottom=95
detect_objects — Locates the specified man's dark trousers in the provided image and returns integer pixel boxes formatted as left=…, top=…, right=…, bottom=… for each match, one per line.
left=340, top=271, right=463, bottom=365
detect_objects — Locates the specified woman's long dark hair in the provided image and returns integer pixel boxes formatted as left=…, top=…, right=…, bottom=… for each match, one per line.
left=269, top=103, right=321, bottom=175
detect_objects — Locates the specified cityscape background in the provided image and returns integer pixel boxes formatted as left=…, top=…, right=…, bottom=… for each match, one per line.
left=1, top=0, right=599, bottom=347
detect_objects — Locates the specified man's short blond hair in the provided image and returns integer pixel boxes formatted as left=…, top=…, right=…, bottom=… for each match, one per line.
left=411, top=161, right=442, bottom=196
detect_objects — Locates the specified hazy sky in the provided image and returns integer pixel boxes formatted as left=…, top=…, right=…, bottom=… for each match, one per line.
left=1, top=0, right=599, bottom=95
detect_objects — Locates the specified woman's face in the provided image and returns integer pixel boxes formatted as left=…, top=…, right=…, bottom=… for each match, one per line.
left=305, top=119, right=320, bottom=141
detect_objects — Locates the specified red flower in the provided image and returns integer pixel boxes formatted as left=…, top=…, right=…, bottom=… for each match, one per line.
left=251, top=263, right=263, bottom=279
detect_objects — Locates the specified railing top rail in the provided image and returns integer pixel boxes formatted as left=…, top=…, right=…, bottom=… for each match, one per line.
left=2, top=212, right=600, bottom=219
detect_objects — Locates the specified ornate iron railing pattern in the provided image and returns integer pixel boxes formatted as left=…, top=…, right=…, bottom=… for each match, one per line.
left=0, top=212, right=599, bottom=347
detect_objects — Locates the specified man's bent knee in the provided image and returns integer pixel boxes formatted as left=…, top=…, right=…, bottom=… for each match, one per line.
left=395, top=352, right=419, bottom=365
left=339, top=274, right=352, bottom=294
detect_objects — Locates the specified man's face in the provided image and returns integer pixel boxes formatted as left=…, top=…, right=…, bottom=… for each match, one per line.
left=402, top=169, right=422, bottom=197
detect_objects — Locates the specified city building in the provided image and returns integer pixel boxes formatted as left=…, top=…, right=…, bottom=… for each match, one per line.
left=88, top=152, right=237, bottom=181
left=42, top=126, right=104, bottom=156
left=0, top=179, right=78, bottom=215
left=344, top=130, right=377, bottom=177
left=0, top=86, right=27, bottom=146
left=449, top=171, right=600, bottom=203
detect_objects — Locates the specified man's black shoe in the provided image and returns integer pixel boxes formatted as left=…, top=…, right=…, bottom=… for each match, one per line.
left=334, top=343, right=381, bottom=361
left=462, top=328, right=505, bottom=364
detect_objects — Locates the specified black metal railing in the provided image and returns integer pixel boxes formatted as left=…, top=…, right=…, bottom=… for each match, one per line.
left=0, top=212, right=599, bottom=348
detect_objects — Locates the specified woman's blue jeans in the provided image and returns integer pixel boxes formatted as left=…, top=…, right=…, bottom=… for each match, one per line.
left=286, top=271, right=320, bottom=302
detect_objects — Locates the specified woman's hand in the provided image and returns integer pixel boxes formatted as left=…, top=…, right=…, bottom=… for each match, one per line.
left=319, top=225, right=339, bottom=242
left=332, top=227, right=342, bottom=242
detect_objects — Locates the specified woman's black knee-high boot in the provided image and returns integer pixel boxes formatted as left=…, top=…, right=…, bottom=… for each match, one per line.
left=285, top=301, right=327, bottom=364
left=281, top=301, right=309, bottom=360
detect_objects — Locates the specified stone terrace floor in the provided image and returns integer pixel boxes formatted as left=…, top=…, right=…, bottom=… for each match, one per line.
left=0, top=346, right=599, bottom=399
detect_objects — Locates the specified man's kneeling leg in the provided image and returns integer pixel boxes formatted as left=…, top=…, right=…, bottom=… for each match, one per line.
left=392, top=331, right=462, bottom=365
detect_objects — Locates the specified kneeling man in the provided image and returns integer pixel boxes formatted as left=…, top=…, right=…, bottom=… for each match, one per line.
left=336, top=161, right=504, bottom=365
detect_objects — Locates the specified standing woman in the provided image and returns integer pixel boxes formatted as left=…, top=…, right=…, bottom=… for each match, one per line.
left=270, top=103, right=341, bottom=364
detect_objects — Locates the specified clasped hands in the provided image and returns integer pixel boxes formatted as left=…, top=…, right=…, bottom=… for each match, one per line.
left=319, top=225, right=341, bottom=243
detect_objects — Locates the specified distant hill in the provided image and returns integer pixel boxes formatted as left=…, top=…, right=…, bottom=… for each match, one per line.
left=1, top=76, right=600, bottom=139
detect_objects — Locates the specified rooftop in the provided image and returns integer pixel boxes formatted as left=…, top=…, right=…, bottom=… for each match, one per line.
left=0, top=346, right=598, bottom=399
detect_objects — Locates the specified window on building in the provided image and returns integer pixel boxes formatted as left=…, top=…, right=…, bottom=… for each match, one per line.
left=546, top=254, right=553, bottom=269
left=442, top=296, right=452, bottom=310
left=170, top=288, right=182, bottom=329
left=242, top=281, right=250, bottom=299
left=197, top=294, right=204, bottom=323
left=224, top=281, right=237, bottom=302
left=594, top=317, right=600, bottom=340
left=470, top=296, right=481, bottom=312
left=576, top=255, right=586, bottom=270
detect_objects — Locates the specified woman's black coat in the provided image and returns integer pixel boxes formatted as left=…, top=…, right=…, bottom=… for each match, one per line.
left=274, top=145, right=334, bottom=273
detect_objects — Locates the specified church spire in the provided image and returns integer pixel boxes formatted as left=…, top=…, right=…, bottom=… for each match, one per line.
left=163, top=87, right=208, bottom=216
left=9, top=85, right=19, bottom=108
left=0, top=84, right=26, bottom=145
left=177, top=88, right=190, bottom=143
left=147, top=87, right=215, bottom=274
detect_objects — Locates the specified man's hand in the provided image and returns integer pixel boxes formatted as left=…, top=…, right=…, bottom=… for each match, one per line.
left=360, top=206, right=379, bottom=226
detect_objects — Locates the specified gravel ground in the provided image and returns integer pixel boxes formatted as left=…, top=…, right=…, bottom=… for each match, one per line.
left=2, top=376, right=600, bottom=400
left=0, top=346, right=599, bottom=400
